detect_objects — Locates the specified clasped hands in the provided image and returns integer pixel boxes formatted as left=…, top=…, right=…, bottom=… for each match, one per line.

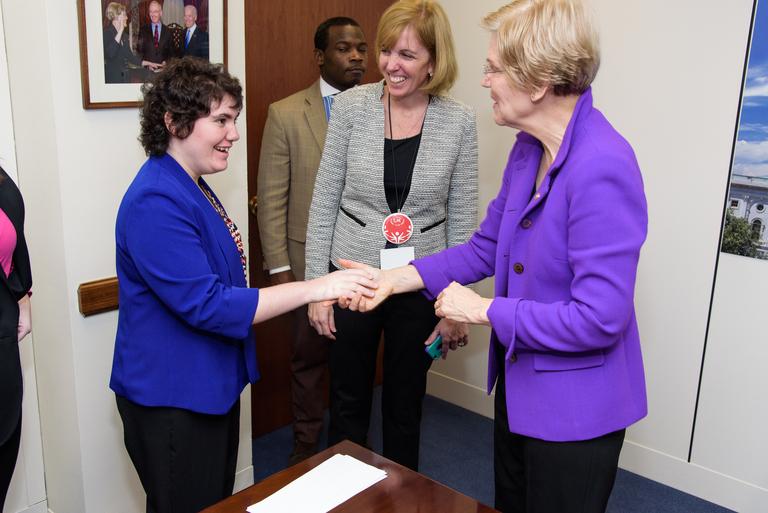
left=336, top=259, right=490, bottom=325
left=309, top=259, right=492, bottom=357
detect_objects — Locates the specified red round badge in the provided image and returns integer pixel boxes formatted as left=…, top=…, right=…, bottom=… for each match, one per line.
left=382, top=212, right=413, bottom=244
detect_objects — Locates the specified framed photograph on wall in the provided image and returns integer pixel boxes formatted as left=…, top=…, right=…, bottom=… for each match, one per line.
left=77, top=0, right=227, bottom=109
left=721, top=1, right=768, bottom=260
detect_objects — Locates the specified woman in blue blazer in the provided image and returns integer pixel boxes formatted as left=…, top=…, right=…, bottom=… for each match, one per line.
left=111, top=58, right=376, bottom=513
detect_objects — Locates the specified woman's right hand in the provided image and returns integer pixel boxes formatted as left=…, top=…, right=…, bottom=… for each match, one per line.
left=309, top=268, right=377, bottom=304
left=308, top=301, right=337, bottom=340
left=253, top=269, right=375, bottom=326
left=114, top=19, right=125, bottom=40
left=337, top=259, right=394, bottom=312
left=307, top=268, right=377, bottom=339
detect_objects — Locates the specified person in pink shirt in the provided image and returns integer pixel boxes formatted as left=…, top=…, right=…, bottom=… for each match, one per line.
left=0, top=165, right=32, bottom=510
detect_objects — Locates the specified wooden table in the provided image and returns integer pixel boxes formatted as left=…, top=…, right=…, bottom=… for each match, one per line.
left=202, top=440, right=498, bottom=513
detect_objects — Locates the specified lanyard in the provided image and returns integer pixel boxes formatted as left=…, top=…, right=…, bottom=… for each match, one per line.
left=386, top=91, right=430, bottom=213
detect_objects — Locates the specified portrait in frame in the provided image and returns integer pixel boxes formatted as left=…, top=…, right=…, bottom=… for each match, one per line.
left=77, top=0, right=227, bottom=109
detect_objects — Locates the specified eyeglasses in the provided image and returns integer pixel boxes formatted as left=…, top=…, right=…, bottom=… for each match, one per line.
left=482, top=63, right=504, bottom=75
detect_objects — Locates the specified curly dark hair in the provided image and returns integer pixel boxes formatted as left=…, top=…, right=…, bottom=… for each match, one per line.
left=139, top=57, right=243, bottom=156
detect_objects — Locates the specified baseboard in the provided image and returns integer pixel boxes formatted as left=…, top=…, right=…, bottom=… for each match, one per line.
left=619, top=439, right=768, bottom=513
left=233, top=465, right=254, bottom=494
left=426, top=372, right=768, bottom=512
left=6, top=500, right=48, bottom=513
left=42, top=473, right=252, bottom=513
left=426, top=370, right=494, bottom=419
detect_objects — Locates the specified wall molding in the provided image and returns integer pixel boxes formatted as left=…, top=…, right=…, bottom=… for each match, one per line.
left=234, top=465, right=254, bottom=494
left=426, top=371, right=494, bottom=419
left=620, top=439, right=767, bottom=513
left=8, top=500, right=48, bottom=513
left=77, top=277, right=118, bottom=316
left=427, top=370, right=768, bottom=512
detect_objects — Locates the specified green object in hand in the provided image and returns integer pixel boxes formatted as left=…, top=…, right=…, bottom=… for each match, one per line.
left=425, top=335, right=443, bottom=359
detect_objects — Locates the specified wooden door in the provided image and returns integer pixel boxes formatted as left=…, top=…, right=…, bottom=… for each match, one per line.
left=245, top=1, right=391, bottom=437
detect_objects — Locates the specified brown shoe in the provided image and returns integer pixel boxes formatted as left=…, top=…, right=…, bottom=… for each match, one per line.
left=288, top=440, right=317, bottom=465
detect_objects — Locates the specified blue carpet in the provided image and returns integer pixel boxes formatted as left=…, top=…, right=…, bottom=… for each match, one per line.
left=252, top=391, right=733, bottom=512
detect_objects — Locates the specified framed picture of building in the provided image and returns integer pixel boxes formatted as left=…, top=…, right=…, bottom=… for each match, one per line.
left=722, top=1, right=768, bottom=260
left=77, top=0, right=227, bottom=109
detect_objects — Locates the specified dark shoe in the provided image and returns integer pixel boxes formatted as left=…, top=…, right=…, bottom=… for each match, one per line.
left=288, top=440, right=317, bottom=465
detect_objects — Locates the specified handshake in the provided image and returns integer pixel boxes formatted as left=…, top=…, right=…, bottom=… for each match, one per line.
left=306, top=259, right=490, bottom=357
left=316, top=258, right=490, bottom=319
left=307, top=258, right=396, bottom=314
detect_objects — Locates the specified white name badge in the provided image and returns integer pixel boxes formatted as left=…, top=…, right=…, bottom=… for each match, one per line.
left=380, top=246, right=415, bottom=270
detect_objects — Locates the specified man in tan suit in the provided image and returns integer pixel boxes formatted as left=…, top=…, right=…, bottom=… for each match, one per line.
left=257, top=17, right=367, bottom=463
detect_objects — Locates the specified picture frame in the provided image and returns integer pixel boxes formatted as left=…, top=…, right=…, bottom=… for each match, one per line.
left=77, top=0, right=228, bottom=109
left=721, top=1, right=768, bottom=260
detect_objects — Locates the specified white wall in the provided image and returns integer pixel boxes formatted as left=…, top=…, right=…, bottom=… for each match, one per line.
left=431, top=1, right=766, bottom=512
left=592, top=0, right=741, bottom=460
left=0, top=1, right=16, bottom=178
left=0, top=6, right=48, bottom=513
left=424, top=0, right=513, bottom=419
left=1, top=0, right=253, bottom=512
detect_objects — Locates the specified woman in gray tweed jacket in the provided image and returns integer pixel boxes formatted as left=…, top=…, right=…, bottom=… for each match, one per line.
left=304, top=0, right=477, bottom=470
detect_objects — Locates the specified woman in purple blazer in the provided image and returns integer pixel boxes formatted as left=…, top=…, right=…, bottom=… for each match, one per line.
left=112, top=58, right=376, bottom=513
left=340, top=1, right=648, bottom=512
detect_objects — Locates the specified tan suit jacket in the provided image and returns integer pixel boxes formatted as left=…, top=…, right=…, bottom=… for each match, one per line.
left=257, top=80, right=327, bottom=279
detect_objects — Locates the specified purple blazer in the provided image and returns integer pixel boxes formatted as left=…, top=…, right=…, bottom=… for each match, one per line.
left=413, top=88, right=648, bottom=441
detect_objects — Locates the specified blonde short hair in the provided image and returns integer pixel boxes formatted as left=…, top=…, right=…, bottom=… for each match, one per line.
left=375, top=0, right=458, bottom=96
left=105, top=2, right=126, bottom=21
left=483, top=0, right=599, bottom=96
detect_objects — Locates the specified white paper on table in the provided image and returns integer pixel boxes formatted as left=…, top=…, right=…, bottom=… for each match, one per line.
left=246, top=453, right=387, bottom=513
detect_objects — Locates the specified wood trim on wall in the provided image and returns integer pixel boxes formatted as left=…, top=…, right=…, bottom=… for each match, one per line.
left=77, top=276, right=119, bottom=316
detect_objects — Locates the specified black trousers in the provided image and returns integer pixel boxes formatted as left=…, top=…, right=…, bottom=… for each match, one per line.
left=493, top=347, right=625, bottom=513
left=116, top=395, right=240, bottom=513
left=328, top=291, right=436, bottom=471
left=0, top=415, right=21, bottom=510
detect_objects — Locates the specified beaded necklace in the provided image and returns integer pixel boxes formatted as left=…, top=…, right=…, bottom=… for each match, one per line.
left=199, top=182, right=247, bottom=280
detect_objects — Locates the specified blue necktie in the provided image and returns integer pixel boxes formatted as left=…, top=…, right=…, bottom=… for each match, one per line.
left=185, top=29, right=191, bottom=48
left=323, top=95, right=335, bottom=121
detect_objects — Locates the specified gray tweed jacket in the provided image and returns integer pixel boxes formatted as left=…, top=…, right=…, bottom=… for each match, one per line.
left=305, top=81, right=478, bottom=279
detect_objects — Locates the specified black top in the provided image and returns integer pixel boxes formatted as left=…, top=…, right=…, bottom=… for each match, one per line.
left=383, top=133, right=421, bottom=214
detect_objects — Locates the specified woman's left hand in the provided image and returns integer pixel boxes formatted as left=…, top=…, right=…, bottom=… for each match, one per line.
left=435, top=282, right=492, bottom=326
left=425, top=318, right=469, bottom=359
left=17, top=294, right=31, bottom=342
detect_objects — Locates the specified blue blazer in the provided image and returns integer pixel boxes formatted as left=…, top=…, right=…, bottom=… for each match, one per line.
left=110, top=154, right=260, bottom=415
